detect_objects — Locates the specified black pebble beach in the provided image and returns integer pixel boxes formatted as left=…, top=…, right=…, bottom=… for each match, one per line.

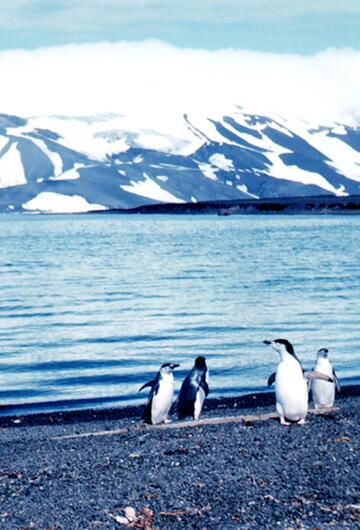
left=0, top=387, right=359, bottom=529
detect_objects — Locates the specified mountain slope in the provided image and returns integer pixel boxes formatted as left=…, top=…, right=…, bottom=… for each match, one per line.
left=0, top=110, right=359, bottom=213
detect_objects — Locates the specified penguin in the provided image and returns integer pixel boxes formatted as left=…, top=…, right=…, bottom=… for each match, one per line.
left=177, top=356, right=209, bottom=420
left=263, top=339, right=333, bottom=425
left=139, top=363, right=179, bottom=425
left=311, top=348, right=340, bottom=408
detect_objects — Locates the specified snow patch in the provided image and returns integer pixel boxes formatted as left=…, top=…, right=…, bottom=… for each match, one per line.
left=137, top=133, right=173, bottom=150
left=120, top=173, right=184, bottom=203
left=0, top=142, right=26, bottom=188
left=156, top=175, right=168, bottom=182
left=236, top=184, right=259, bottom=199
left=30, top=138, right=63, bottom=176
left=308, top=131, right=360, bottom=183
left=22, top=192, right=107, bottom=213
left=198, top=162, right=218, bottom=181
left=209, top=153, right=234, bottom=172
left=276, top=117, right=360, bottom=184
left=199, top=153, right=234, bottom=181
left=186, top=114, right=232, bottom=145
left=267, top=120, right=294, bottom=137
left=331, top=126, right=347, bottom=135
left=23, top=117, right=110, bottom=161
left=50, top=167, right=80, bottom=181
left=267, top=150, right=349, bottom=196
left=0, top=136, right=9, bottom=151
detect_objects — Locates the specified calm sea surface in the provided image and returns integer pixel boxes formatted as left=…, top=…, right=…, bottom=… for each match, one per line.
left=0, top=214, right=359, bottom=415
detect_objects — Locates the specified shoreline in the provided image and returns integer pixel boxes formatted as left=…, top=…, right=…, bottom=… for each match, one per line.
left=91, top=194, right=360, bottom=216
left=0, top=386, right=358, bottom=529
left=2, top=194, right=360, bottom=216
left=1, top=383, right=359, bottom=428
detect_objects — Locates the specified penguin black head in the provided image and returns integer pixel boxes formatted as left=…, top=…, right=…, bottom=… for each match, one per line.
left=160, top=363, right=179, bottom=374
left=317, top=348, right=329, bottom=359
left=263, top=338, right=296, bottom=358
left=274, top=339, right=295, bottom=355
left=194, top=356, right=207, bottom=369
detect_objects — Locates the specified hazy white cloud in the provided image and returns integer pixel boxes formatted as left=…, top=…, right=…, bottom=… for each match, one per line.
left=0, top=40, right=359, bottom=125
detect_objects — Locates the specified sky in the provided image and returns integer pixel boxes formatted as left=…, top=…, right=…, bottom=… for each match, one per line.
left=0, top=1, right=360, bottom=124
left=1, top=0, right=360, bottom=54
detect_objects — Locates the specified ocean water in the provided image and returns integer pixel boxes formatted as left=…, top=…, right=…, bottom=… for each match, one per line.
left=0, top=213, right=359, bottom=416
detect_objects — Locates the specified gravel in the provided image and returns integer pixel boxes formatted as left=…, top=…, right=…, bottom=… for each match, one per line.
left=0, top=388, right=359, bottom=529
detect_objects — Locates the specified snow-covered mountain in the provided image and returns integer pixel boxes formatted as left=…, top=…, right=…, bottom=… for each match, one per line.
left=0, top=109, right=359, bottom=213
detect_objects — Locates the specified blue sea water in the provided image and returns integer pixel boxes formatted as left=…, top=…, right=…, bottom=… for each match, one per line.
left=0, top=213, right=359, bottom=416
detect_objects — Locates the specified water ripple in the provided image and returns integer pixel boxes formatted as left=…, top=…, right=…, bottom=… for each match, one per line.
left=0, top=213, right=359, bottom=413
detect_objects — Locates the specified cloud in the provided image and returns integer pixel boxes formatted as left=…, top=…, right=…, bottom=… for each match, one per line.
left=0, top=40, right=359, bottom=125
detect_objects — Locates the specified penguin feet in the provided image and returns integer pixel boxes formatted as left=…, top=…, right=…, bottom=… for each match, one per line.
left=280, top=416, right=306, bottom=426
left=280, top=417, right=291, bottom=426
left=164, top=418, right=172, bottom=424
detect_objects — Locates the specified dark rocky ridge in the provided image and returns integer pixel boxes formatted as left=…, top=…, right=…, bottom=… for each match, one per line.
left=96, top=194, right=360, bottom=215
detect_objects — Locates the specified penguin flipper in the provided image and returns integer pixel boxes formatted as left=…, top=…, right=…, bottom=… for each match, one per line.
left=200, top=379, right=209, bottom=397
left=143, top=380, right=161, bottom=423
left=306, top=370, right=333, bottom=382
left=333, top=370, right=341, bottom=392
left=143, top=396, right=153, bottom=423
left=267, top=372, right=276, bottom=387
left=139, top=379, right=155, bottom=392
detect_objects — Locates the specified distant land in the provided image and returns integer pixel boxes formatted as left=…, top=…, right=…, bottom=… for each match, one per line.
left=1, top=110, right=360, bottom=213
left=96, top=194, right=360, bottom=215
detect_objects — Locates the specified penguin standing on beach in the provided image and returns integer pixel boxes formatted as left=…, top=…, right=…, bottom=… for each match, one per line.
left=139, top=363, right=179, bottom=425
left=177, top=356, right=209, bottom=420
left=263, top=339, right=333, bottom=425
left=311, top=348, right=340, bottom=408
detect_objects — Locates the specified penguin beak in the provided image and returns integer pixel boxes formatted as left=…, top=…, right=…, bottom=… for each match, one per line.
left=263, top=340, right=272, bottom=345
left=170, top=363, right=180, bottom=370
left=318, top=348, right=329, bottom=357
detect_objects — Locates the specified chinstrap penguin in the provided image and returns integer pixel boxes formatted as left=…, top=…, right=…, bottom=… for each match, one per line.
left=264, top=338, right=308, bottom=425
left=139, top=363, right=179, bottom=425
left=263, top=339, right=333, bottom=425
left=311, top=348, right=340, bottom=408
left=177, top=356, right=209, bottom=420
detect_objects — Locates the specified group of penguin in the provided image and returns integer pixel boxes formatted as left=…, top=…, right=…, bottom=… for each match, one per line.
left=139, top=339, right=340, bottom=426
left=139, top=356, right=209, bottom=425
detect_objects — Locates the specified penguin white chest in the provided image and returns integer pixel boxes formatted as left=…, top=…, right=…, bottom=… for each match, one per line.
left=276, top=357, right=308, bottom=422
left=192, top=370, right=208, bottom=420
left=312, top=358, right=334, bottom=408
left=151, top=373, right=174, bottom=424
left=194, top=387, right=205, bottom=420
